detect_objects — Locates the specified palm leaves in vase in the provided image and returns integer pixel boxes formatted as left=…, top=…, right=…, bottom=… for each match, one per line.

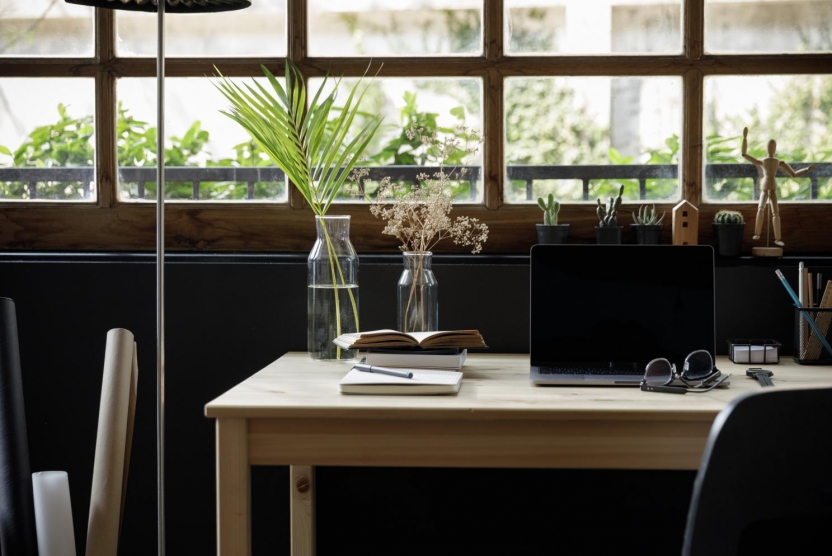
left=212, top=62, right=382, bottom=356
left=212, top=61, right=382, bottom=215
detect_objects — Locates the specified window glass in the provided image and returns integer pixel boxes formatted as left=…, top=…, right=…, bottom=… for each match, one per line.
left=704, top=75, right=832, bottom=202
left=506, top=0, right=681, bottom=55
left=307, top=77, right=484, bottom=203
left=308, top=0, right=482, bottom=56
left=117, top=78, right=286, bottom=202
left=706, top=0, right=832, bottom=54
left=0, top=0, right=93, bottom=57
left=0, top=79, right=96, bottom=201
left=504, top=77, right=682, bottom=204
left=117, top=0, right=286, bottom=57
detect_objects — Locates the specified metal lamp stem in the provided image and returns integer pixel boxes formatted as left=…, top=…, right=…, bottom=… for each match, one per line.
left=156, top=1, right=166, bottom=555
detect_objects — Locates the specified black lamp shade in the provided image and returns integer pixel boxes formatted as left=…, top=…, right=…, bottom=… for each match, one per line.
left=65, top=0, right=251, bottom=13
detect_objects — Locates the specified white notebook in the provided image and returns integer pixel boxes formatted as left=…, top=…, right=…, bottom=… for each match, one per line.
left=339, top=367, right=463, bottom=395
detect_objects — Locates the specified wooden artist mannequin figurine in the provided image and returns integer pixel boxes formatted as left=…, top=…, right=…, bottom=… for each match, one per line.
left=742, top=126, right=816, bottom=247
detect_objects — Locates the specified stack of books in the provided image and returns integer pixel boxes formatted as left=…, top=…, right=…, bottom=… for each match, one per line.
left=333, top=329, right=487, bottom=395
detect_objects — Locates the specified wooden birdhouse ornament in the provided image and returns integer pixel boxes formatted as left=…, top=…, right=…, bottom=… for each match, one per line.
left=672, top=200, right=698, bottom=245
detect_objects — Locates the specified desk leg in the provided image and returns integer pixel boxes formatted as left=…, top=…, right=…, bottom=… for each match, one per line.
left=216, top=418, right=250, bottom=556
left=291, top=465, right=316, bottom=556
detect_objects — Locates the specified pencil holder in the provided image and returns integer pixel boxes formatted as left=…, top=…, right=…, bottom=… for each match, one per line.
left=793, top=307, right=832, bottom=365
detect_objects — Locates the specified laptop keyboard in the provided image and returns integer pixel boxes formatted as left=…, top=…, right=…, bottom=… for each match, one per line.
left=539, top=366, right=640, bottom=376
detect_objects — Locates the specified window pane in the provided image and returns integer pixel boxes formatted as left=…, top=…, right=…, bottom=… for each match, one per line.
left=0, top=0, right=93, bottom=57
left=117, top=0, right=286, bottom=57
left=308, top=1, right=482, bottom=56
left=706, top=0, right=832, bottom=54
left=306, top=77, right=484, bottom=203
left=704, top=75, right=831, bottom=202
left=506, top=0, right=681, bottom=55
left=0, top=79, right=96, bottom=201
left=505, top=77, right=682, bottom=204
left=117, top=78, right=286, bottom=202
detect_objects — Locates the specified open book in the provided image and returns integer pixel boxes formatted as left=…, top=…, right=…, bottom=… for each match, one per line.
left=339, top=367, right=463, bottom=395
left=333, top=329, right=486, bottom=350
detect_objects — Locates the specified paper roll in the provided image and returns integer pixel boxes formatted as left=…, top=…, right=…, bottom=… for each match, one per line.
left=32, top=471, right=77, bottom=556
left=0, top=297, right=38, bottom=556
left=85, top=328, right=137, bottom=556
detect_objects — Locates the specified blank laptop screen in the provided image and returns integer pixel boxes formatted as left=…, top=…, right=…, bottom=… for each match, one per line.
left=530, top=245, right=715, bottom=372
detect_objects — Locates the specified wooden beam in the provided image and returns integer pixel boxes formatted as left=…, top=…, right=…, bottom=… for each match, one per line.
left=3, top=54, right=830, bottom=79
left=483, top=0, right=504, bottom=210
left=683, top=69, right=704, bottom=206
left=95, top=8, right=117, bottom=208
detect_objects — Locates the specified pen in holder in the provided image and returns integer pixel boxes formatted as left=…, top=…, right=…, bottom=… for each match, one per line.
left=793, top=306, right=832, bottom=365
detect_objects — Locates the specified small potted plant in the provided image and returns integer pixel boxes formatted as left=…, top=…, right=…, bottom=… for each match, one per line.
left=536, top=193, right=568, bottom=244
left=631, top=204, right=665, bottom=245
left=596, top=184, right=624, bottom=244
left=713, top=209, right=746, bottom=257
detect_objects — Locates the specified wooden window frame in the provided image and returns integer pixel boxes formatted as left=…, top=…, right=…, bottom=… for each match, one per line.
left=0, top=0, right=830, bottom=253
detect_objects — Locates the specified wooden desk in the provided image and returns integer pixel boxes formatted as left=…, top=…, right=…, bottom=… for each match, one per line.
left=204, top=353, right=832, bottom=556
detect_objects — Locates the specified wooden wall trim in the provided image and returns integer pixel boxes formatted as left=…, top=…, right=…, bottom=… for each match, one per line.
left=2, top=203, right=830, bottom=253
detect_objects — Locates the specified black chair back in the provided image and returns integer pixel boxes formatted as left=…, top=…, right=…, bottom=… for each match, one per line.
left=683, top=386, right=832, bottom=556
left=0, top=297, right=38, bottom=555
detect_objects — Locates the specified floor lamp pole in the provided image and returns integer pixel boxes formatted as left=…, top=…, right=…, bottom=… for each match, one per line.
left=156, top=1, right=166, bottom=554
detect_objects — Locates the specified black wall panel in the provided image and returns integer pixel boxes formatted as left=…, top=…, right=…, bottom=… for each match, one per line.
left=0, top=253, right=821, bottom=555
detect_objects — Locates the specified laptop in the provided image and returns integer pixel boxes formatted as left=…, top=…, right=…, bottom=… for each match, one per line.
left=530, top=244, right=716, bottom=386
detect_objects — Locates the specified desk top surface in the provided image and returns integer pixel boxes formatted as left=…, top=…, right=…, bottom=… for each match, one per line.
left=204, top=353, right=832, bottom=421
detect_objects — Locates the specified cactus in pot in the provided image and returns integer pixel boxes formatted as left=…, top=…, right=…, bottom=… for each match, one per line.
left=632, top=204, right=665, bottom=226
left=714, top=210, right=745, bottom=225
left=597, top=184, right=624, bottom=227
left=538, top=193, right=560, bottom=225
left=713, top=210, right=746, bottom=257
left=535, top=193, right=568, bottom=244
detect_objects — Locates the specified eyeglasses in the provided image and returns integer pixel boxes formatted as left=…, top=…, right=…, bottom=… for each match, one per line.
left=640, top=350, right=730, bottom=394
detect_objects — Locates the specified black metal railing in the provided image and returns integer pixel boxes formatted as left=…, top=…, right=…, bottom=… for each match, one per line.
left=1, top=163, right=829, bottom=202
left=507, top=164, right=677, bottom=200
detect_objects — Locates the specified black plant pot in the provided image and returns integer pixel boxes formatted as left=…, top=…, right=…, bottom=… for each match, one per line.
left=536, top=223, right=569, bottom=244
left=714, top=223, right=745, bottom=257
left=632, top=224, right=662, bottom=245
left=595, top=226, right=623, bottom=245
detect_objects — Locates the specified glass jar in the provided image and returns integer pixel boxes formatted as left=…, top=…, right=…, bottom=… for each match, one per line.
left=307, top=215, right=359, bottom=361
left=397, top=251, right=438, bottom=333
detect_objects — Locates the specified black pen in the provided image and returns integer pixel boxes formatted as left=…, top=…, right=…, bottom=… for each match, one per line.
left=353, top=362, right=413, bottom=379
left=817, top=272, right=823, bottom=307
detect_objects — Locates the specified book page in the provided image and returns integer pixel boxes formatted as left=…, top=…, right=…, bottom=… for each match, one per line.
left=406, top=330, right=479, bottom=344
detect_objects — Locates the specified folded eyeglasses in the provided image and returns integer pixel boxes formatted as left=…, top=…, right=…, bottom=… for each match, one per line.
left=640, top=350, right=730, bottom=394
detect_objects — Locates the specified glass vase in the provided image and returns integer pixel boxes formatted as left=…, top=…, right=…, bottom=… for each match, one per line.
left=307, top=215, right=359, bottom=361
left=397, top=251, right=438, bottom=333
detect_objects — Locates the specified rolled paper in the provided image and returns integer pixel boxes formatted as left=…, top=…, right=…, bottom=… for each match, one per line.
left=0, top=297, right=38, bottom=556
left=86, top=329, right=137, bottom=556
left=32, top=471, right=77, bottom=556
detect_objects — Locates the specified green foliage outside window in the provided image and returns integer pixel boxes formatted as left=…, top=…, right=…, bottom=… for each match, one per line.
left=0, top=102, right=280, bottom=201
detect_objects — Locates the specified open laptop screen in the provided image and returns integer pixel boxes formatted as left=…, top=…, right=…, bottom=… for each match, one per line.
left=530, top=245, right=715, bottom=372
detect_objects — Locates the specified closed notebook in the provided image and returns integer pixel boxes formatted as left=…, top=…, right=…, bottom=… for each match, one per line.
left=364, top=348, right=467, bottom=370
left=339, top=367, right=463, bottom=395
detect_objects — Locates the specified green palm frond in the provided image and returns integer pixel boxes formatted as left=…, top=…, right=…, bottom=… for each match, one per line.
left=212, top=61, right=382, bottom=215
